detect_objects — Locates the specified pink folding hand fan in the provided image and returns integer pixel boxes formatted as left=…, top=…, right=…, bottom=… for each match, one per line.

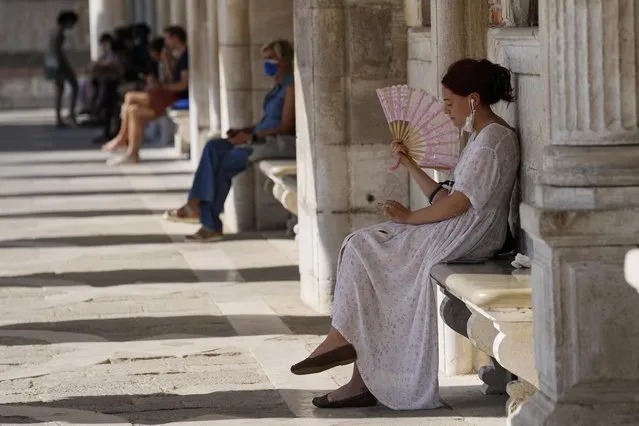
left=376, top=85, right=460, bottom=171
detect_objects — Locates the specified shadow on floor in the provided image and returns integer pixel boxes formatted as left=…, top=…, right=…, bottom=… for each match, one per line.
left=0, top=389, right=468, bottom=424
left=2, top=157, right=183, bottom=167
left=0, top=124, right=98, bottom=153
left=0, top=265, right=300, bottom=287
left=0, top=208, right=162, bottom=219
left=0, top=123, right=175, bottom=154
left=0, top=231, right=291, bottom=248
left=0, top=313, right=330, bottom=343
left=0, top=188, right=187, bottom=198
left=0, top=234, right=183, bottom=247
left=0, top=171, right=193, bottom=180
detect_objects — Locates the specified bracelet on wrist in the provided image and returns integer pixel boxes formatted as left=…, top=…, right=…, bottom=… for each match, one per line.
left=428, top=184, right=444, bottom=205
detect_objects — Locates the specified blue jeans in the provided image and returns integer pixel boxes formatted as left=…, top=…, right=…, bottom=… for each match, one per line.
left=188, top=138, right=251, bottom=232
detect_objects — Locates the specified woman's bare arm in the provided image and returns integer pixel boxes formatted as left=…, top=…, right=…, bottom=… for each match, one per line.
left=399, top=155, right=444, bottom=201
left=255, top=86, right=295, bottom=137
left=407, top=191, right=471, bottom=225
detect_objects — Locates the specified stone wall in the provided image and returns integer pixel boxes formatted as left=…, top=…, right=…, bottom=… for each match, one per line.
left=405, top=1, right=538, bottom=254
left=487, top=27, right=542, bottom=254
left=0, top=0, right=90, bottom=109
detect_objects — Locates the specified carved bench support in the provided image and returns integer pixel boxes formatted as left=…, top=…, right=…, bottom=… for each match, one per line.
left=439, top=291, right=471, bottom=337
left=439, top=291, right=512, bottom=395
left=493, top=321, right=536, bottom=388
left=478, top=357, right=512, bottom=395
left=167, top=109, right=190, bottom=155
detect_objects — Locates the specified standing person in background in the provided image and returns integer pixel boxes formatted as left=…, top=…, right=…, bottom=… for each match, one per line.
left=46, top=10, right=79, bottom=128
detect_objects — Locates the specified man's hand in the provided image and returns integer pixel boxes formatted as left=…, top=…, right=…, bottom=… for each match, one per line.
left=230, top=131, right=252, bottom=145
left=381, top=200, right=413, bottom=224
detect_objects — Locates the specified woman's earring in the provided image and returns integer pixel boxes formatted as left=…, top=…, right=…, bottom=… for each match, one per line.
left=462, top=99, right=476, bottom=134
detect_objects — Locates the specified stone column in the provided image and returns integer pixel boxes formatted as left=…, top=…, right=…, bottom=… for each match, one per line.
left=430, top=0, right=476, bottom=377
left=247, top=0, right=295, bottom=231
left=295, top=0, right=408, bottom=313
left=217, top=0, right=254, bottom=232
left=169, top=0, right=188, bottom=25
left=186, top=0, right=211, bottom=167
left=88, top=0, right=129, bottom=60
left=511, top=1, right=639, bottom=424
left=142, top=0, right=157, bottom=31
left=248, top=0, right=295, bottom=122
left=217, top=0, right=252, bottom=132
left=155, top=0, right=172, bottom=31
left=132, top=1, right=142, bottom=23
left=206, top=0, right=222, bottom=139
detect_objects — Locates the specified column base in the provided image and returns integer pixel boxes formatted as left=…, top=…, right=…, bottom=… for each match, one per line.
left=300, top=273, right=334, bottom=315
left=506, top=379, right=536, bottom=416
left=510, top=391, right=639, bottom=426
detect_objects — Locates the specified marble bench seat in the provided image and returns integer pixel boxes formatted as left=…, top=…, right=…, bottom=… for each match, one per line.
left=258, top=159, right=297, bottom=180
left=625, top=249, right=639, bottom=292
left=167, top=107, right=190, bottom=155
left=257, top=160, right=297, bottom=236
left=431, top=259, right=536, bottom=416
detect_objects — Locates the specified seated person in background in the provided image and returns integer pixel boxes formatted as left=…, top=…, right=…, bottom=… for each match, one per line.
left=78, top=32, right=115, bottom=115
left=113, top=25, right=138, bottom=87
left=101, top=25, right=189, bottom=165
left=90, top=38, right=127, bottom=143
left=147, top=37, right=169, bottom=83
left=130, top=23, right=154, bottom=79
left=163, top=39, right=295, bottom=242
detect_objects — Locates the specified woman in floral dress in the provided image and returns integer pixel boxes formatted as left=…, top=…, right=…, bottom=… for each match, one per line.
left=291, top=58, right=520, bottom=410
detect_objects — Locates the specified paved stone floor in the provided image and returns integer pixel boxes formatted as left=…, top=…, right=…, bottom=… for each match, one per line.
left=0, top=110, right=507, bottom=425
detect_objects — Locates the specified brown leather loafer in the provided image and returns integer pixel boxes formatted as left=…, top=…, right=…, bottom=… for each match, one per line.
left=312, top=390, right=377, bottom=409
left=290, top=344, right=357, bottom=375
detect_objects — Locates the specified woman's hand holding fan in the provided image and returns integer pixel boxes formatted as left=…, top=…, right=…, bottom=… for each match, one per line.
left=376, top=85, right=460, bottom=172
left=390, top=140, right=408, bottom=160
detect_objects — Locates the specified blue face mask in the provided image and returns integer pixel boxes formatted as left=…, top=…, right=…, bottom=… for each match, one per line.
left=264, top=60, right=279, bottom=77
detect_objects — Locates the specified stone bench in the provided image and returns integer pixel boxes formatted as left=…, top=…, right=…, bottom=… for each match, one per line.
left=625, top=249, right=639, bottom=293
left=167, top=106, right=190, bottom=155
left=257, top=160, right=297, bottom=236
left=280, top=175, right=298, bottom=215
left=431, top=259, right=536, bottom=415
